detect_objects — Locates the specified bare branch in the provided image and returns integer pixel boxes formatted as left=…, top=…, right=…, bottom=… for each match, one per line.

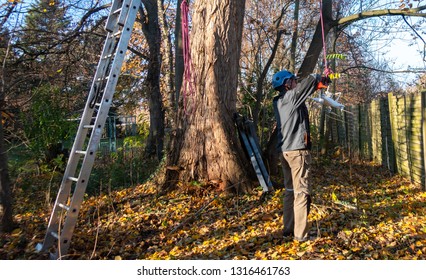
left=337, top=5, right=426, bottom=28
left=341, top=65, right=426, bottom=74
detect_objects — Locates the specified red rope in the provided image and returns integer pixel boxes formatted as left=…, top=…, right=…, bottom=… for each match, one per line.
left=181, top=0, right=195, bottom=114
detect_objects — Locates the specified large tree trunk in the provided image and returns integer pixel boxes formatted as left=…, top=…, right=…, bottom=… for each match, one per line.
left=165, top=0, right=253, bottom=192
left=140, top=1, right=165, bottom=160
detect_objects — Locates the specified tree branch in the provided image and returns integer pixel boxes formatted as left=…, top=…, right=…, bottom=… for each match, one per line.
left=341, top=65, right=426, bottom=74
left=337, top=5, right=426, bottom=28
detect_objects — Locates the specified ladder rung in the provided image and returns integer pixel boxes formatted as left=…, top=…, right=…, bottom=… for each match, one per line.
left=96, top=76, right=109, bottom=82
left=84, top=125, right=95, bottom=129
left=112, top=8, right=123, bottom=16
left=58, top=203, right=70, bottom=211
left=75, top=150, right=87, bottom=155
left=68, top=176, right=79, bottom=182
left=112, top=30, right=123, bottom=38
left=102, top=53, right=115, bottom=60
left=50, top=231, right=59, bottom=239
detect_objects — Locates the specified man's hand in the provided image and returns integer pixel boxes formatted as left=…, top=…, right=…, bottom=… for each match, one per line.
left=316, top=76, right=332, bottom=90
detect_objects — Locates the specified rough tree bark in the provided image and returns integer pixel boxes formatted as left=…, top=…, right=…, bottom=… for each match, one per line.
left=165, top=0, right=253, bottom=192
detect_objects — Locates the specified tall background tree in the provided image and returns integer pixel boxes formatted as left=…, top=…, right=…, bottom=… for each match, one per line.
left=0, top=0, right=21, bottom=232
left=138, top=1, right=165, bottom=161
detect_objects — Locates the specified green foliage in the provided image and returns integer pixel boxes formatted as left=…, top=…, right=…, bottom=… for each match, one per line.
left=123, top=135, right=145, bottom=148
left=87, top=144, right=159, bottom=196
left=21, top=84, right=77, bottom=161
left=136, top=116, right=150, bottom=139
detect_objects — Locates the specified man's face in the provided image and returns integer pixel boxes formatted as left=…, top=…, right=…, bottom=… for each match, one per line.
left=285, top=78, right=297, bottom=90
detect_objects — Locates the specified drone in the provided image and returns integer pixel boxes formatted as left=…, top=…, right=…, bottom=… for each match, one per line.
left=310, top=88, right=355, bottom=117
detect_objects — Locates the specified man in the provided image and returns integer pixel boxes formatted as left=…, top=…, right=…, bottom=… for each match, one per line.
left=272, top=70, right=330, bottom=242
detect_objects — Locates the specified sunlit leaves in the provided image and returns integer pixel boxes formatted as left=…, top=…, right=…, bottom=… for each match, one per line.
left=1, top=158, right=426, bottom=260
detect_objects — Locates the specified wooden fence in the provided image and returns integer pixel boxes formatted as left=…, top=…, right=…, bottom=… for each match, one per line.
left=342, top=90, right=426, bottom=189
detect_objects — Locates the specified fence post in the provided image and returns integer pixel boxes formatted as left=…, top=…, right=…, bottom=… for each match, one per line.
left=388, top=92, right=399, bottom=174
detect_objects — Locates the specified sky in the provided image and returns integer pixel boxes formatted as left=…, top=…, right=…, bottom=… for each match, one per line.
left=376, top=22, right=426, bottom=87
left=373, top=0, right=426, bottom=87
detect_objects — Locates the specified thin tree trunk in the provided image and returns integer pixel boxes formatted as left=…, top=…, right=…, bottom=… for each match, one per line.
left=0, top=112, right=14, bottom=233
left=157, top=0, right=174, bottom=108
left=165, top=0, right=252, bottom=192
left=289, top=0, right=300, bottom=73
left=140, top=1, right=165, bottom=160
left=0, top=55, right=14, bottom=233
left=0, top=2, right=16, bottom=232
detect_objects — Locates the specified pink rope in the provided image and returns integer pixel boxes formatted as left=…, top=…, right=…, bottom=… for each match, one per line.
left=319, top=1, right=332, bottom=76
left=181, top=0, right=195, bottom=114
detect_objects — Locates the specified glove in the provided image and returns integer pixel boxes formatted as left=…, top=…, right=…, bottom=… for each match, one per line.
left=316, top=76, right=332, bottom=90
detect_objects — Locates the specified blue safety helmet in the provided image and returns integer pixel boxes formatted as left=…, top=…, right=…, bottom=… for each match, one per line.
left=272, top=70, right=296, bottom=90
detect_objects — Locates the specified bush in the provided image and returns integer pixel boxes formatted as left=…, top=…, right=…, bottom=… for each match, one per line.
left=20, top=84, right=77, bottom=164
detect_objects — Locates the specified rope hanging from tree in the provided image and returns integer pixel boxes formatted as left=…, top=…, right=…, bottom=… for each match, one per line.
left=319, top=0, right=332, bottom=77
left=181, top=0, right=195, bottom=114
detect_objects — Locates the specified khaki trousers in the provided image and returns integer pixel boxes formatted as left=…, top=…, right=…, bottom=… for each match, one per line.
left=280, top=150, right=312, bottom=241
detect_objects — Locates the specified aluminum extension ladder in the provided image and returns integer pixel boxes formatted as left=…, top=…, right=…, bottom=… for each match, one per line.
left=36, top=0, right=141, bottom=259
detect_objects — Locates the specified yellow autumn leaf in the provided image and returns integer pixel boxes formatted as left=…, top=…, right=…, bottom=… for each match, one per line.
left=11, top=228, right=22, bottom=236
left=331, top=192, right=338, bottom=202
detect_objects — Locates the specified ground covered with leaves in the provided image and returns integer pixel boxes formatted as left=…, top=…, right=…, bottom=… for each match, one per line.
left=1, top=157, right=426, bottom=260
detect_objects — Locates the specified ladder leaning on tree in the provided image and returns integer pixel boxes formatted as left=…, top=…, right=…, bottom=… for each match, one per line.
left=36, top=0, right=142, bottom=259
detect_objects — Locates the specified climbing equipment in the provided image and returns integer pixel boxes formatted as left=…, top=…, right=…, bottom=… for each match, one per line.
left=319, top=0, right=332, bottom=76
left=181, top=0, right=195, bottom=114
left=36, top=0, right=141, bottom=259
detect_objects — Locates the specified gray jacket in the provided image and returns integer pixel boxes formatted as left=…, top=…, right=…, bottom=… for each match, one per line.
left=273, top=75, right=318, bottom=152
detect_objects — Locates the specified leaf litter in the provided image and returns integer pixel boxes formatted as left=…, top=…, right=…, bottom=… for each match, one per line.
left=1, top=157, right=425, bottom=260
